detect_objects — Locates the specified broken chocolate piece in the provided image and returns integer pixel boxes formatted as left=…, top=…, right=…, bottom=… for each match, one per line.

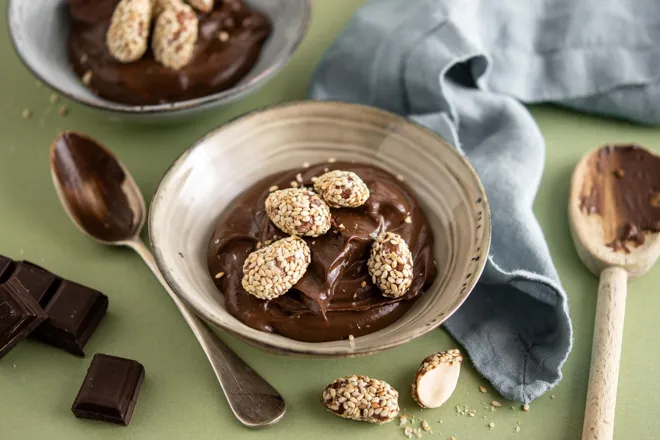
left=34, top=280, right=108, bottom=356
left=72, top=354, right=145, bottom=425
left=0, top=278, right=47, bottom=360
left=0, top=256, right=14, bottom=282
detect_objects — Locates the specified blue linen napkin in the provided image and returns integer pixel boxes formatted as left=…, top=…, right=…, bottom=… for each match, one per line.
left=310, top=0, right=660, bottom=403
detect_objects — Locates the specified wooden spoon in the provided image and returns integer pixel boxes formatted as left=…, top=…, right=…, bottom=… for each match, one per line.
left=49, top=131, right=286, bottom=428
left=569, top=144, right=660, bottom=440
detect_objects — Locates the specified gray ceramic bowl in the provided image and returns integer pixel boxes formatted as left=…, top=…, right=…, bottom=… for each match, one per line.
left=148, top=101, right=492, bottom=357
left=7, top=0, right=310, bottom=121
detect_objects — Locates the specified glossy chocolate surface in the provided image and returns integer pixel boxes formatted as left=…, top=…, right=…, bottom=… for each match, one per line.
left=67, top=0, right=272, bottom=105
left=0, top=278, right=47, bottom=360
left=580, top=145, right=660, bottom=252
left=207, top=162, right=438, bottom=342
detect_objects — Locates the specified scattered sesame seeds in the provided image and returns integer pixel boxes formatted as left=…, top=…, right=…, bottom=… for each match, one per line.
left=488, top=422, right=495, bottom=429
left=404, top=216, right=412, bottom=224
left=303, top=162, right=310, bottom=168
left=256, top=242, right=262, bottom=249
left=551, top=394, right=556, bottom=399
left=49, top=94, right=59, bottom=104
left=450, top=436, right=457, bottom=440
left=324, top=167, right=329, bottom=172
left=491, top=401, right=501, bottom=407
left=522, top=404, right=530, bottom=412
left=348, top=334, right=354, bottom=341
left=214, top=272, right=225, bottom=279
left=241, top=236, right=310, bottom=300
left=264, top=240, right=273, bottom=245
left=218, top=31, right=230, bottom=42
left=290, top=181, right=299, bottom=188
left=296, top=173, right=303, bottom=183
left=515, top=426, right=521, bottom=433
left=265, top=188, right=332, bottom=237
left=396, top=174, right=405, bottom=181
left=321, top=375, right=399, bottom=424
left=311, top=176, right=318, bottom=183
left=479, top=386, right=487, bottom=393
left=214, top=239, right=220, bottom=244
left=268, top=185, right=279, bottom=192
left=368, top=232, right=414, bottom=298
left=21, top=109, right=31, bottom=120
left=82, top=70, right=93, bottom=86
left=361, top=281, right=367, bottom=288
left=421, top=420, right=431, bottom=431
left=328, top=157, right=336, bottom=163
left=314, top=170, right=370, bottom=208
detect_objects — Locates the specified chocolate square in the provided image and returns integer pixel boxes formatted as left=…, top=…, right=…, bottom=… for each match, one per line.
left=72, top=354, right=145, bottom=425
left=11, top=261, right=60, bottom=306
left=33, top=280, right=108, bottom=356
left=0, top=255, right=14, bottom=283
left=0, top=278, right=47, bottom=360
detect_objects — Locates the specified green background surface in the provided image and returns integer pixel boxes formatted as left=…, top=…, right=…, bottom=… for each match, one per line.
left=1, top=1, right=658, bottom=439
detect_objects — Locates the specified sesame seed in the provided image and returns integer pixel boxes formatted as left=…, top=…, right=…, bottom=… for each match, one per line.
left=324, top=167, right=329, bottom=172
left=491, top=401, right=501, bottom=407
left=218, top=31, right=230, bottom=42
left=361, top=281, right=367, bottom=288
left=303, top=162, right=310, bottom=168
left=256, top=242, right=262, bottom=249
left=214, top=239, right=220, bottom=244
left=515, top=426, right=521, bottom=433
left=214, top=272, right=225, bottom=279
left=58, top=106, right=69, bottom=117
left=348, top=334, right=354, bottom=341
left=551, top=394, right=556, bottom=399
left=296, top=173, right=303, bottom=183
left=396, top=174, right=405, bottom=181
left=268, top=185, right=278, bottom=192
left=522, top=404, right=529, bottom=412
left=479, top=386, right=487, bottom=393
left=328, top=157, right=336, bottom=163
left=404, top=216, right=412, bottom=224
left=404, top=427, right=413, bottom=438
left=421, top=419, right=430, bottom=431
left=82, top=70, right=93, bottom=86
left=489, top=422, right=495, bottom=429
left=290, top=181, right=298, bottom=188
left=21, top=109, right=31, bottom=119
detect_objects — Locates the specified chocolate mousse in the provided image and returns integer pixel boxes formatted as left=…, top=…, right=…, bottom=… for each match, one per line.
left=580, top=144, right=660, bottom=252
left=207, top=162, right=438, bottom=342
left=67, top=0, right=272, bottom=105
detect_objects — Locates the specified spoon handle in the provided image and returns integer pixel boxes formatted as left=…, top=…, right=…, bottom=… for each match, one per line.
left=581, top=266, right=628, bottom=440
left=128, top=239, right=286, bottom=428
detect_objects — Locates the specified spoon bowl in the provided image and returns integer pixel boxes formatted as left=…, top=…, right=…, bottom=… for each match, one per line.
left=49, top=131, right=286, bottom=428
left=50, top=131, right=145, bottom=244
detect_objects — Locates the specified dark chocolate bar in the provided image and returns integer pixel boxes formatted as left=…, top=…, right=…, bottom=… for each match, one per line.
left=72, top=354, right=145, bottom=425
left=34, top=280, right=108, bottom=356
left=0, top=278, right=47, bottom=359
left=0, top=255, right=108, bottom=356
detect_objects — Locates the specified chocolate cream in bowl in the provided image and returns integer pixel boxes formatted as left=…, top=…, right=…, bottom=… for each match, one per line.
left=207, top=163, right=439, bottom=343
left=67, top=0, right=272, bottom=105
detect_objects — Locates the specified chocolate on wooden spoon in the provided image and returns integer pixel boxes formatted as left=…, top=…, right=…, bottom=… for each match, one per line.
left=50, top=131, right=286, bottom=428
left=569, top=144, right=660, bottom=440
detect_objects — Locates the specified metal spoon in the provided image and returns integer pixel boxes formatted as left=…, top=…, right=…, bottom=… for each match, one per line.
left=49, top=131, right=286, bottom=428
left=569, top=145, right=660, bottom=440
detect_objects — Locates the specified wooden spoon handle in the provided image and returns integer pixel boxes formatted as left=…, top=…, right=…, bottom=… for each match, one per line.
left=582, top=266, right=628, bottom=440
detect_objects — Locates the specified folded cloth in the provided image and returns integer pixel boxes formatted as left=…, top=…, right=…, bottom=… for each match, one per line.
left=311, top=0, right=660, bottom=402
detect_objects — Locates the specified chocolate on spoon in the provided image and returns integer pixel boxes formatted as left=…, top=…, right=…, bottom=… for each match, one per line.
left=50, top=131, right=286, bottom=428
left=569, top=144, right=660, bottom=440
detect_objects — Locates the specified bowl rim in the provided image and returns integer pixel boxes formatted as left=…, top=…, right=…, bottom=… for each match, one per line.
left=6, top=0, right=311, bottom=115
left=148, top=100, right=492, bottom=357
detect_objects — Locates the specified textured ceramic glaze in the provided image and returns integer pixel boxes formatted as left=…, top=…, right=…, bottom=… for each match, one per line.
left=7, top=0, right=310, bottom=121
left=149, top=101, right=491, bottom=357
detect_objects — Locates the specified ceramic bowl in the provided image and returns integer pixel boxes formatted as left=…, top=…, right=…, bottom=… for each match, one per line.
left=149, top=101, right=491, bottom=357
left=7, top=0, right=310, bottom=122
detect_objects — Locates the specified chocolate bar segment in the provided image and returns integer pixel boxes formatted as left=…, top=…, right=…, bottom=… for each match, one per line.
left=11, top=261, right=60, bottom=306
left=72, top=354, right=145, bottom=425
left=0, top=278, right=47, bottom=360
left=0, top=256, right=14, bottom=282
left=33, top=280, right=108, bottom=356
